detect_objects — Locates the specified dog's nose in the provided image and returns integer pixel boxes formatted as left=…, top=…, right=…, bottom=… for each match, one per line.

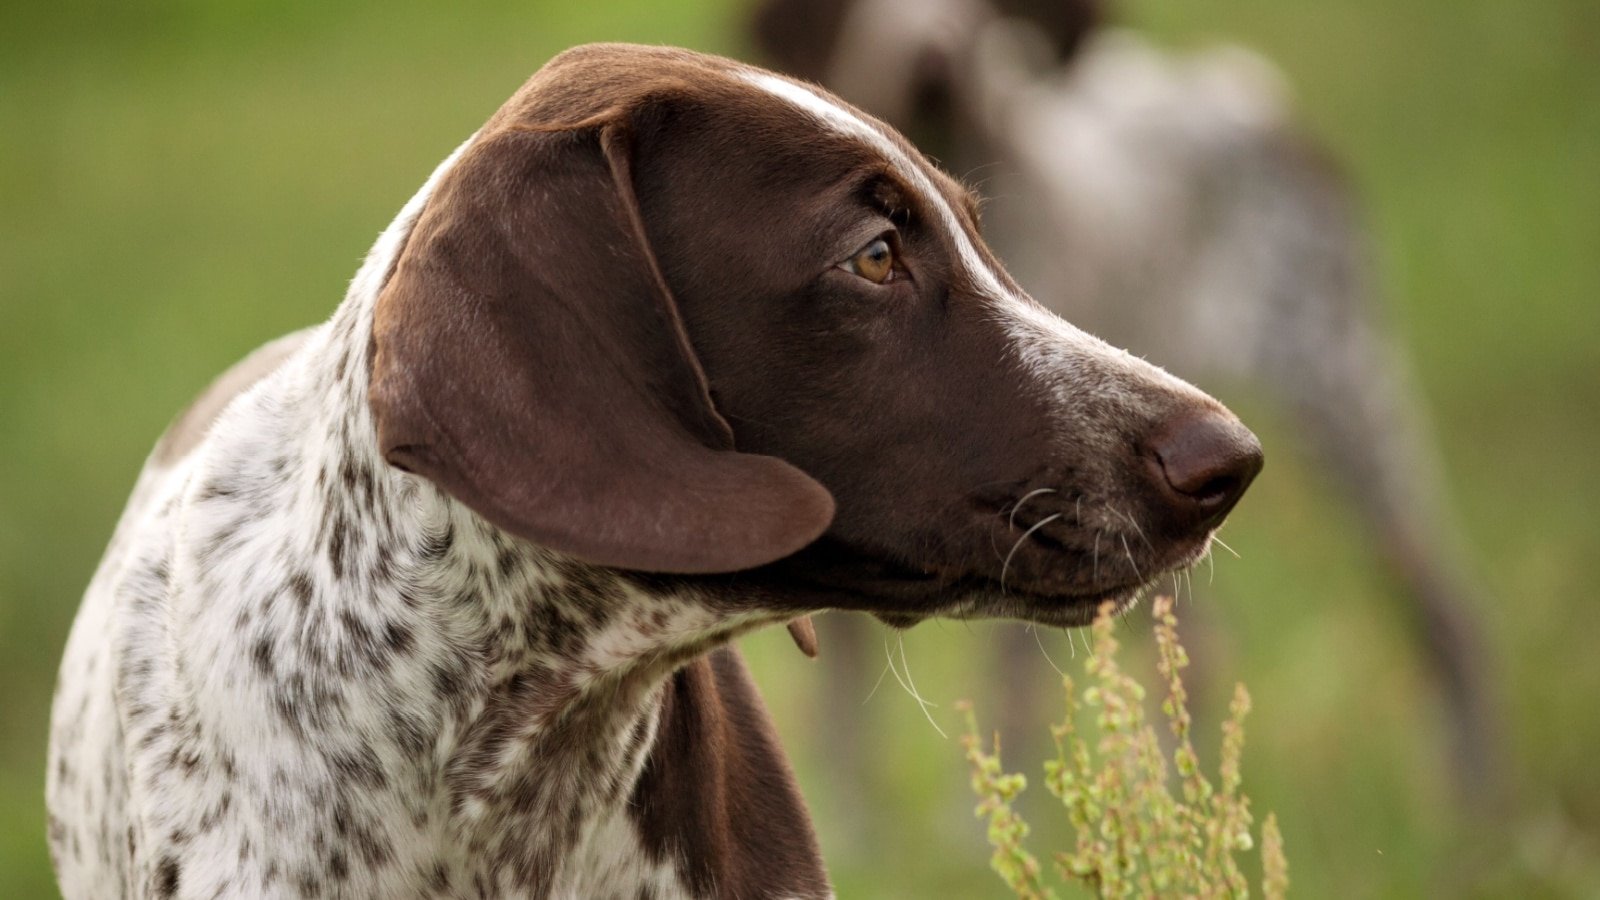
left=1144, top=411, right=1263, bottom=530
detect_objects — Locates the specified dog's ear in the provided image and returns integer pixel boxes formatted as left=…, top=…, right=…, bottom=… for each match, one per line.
left=370, top=120, right=835, bottom=574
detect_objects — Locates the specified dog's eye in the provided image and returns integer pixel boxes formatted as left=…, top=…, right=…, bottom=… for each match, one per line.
left=838, top=237, right=897, bottom=285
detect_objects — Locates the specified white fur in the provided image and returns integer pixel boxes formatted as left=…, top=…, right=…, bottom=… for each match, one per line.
left=46, top=132, right=730, bottom=898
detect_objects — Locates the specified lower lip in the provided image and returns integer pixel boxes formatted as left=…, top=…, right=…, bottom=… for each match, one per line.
left=958, top=582, right=1145, bottom=628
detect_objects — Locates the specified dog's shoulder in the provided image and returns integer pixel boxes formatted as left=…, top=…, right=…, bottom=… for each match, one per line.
left=151, top=328, right=316, bottom=469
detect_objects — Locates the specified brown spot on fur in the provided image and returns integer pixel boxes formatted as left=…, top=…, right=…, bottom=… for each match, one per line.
left=153, top=856, right=180, bottom=898
left=288, top=571, right=314, bottom=609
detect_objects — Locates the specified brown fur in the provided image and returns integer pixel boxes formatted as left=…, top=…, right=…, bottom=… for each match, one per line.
left=634, top=649, right=831, bottom=897
left=373, top=44, right=1259, bottom=617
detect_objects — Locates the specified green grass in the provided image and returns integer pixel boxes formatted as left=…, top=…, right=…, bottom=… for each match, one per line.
left=3, top=1, right=1597, bottom=896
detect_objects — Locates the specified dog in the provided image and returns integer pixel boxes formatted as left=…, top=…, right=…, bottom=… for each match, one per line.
left=753, top=0, right=1498, bottom=798
left=47, top=44, right=1261, bottom=899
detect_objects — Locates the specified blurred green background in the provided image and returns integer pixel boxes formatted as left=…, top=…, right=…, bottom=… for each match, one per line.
left=2, top=0, right=1596, bottom=896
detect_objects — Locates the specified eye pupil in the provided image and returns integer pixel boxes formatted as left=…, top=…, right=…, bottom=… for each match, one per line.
left=849, top=237, right=896, bottom=284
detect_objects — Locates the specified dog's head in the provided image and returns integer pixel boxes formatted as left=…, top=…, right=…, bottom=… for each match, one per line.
left=370, top=44, right=1261, bottom=627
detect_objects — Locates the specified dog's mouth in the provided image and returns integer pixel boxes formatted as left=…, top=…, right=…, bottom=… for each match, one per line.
left=769, top=534, right=1208, bottom=629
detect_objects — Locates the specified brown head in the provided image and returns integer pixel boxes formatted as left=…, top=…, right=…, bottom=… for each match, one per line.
left=369, top=44, right=1261, bottom=627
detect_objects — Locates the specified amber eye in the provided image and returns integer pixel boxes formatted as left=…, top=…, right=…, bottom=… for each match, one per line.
left=839, top=237, right=897, bottom=284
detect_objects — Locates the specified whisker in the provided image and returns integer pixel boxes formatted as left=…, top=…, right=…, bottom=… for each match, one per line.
left=1212, top=535, right=1242, bottom=559
left=1029, top=623, right=1065, bottom=677
left=887, top=634, right=946, bottom=738
left=863, top=653, right=894, bottom=704
left=1119, top=533, right=1143, bottom=582
left=1008, top=487, right=1057, bottom=531
left=1092, top=530, right=1102, bottom=583
left=1001, top=512, right=1063, bottom=591
left=1110, top=505, right=1153, bottom=552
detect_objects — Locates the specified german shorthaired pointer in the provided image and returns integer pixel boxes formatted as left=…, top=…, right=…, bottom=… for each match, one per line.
left=47, top=44, right=1261, bottom=899
left=755, top=0, right=1497, bottom=794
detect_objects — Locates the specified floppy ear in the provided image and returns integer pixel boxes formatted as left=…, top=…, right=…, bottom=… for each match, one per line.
left=369, top=121, right=835, bottom=573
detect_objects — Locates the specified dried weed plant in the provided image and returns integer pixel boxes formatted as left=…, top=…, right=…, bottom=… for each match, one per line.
left=958, top=595, right=1289, bottom=898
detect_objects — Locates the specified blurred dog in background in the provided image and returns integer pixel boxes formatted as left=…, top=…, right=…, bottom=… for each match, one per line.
left=753, top=0, right=1496, bottom=816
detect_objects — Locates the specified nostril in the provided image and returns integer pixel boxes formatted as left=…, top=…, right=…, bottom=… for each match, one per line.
left=1146, top=411, right=1264, bottom=523
left=1190, top=474, right=1240, bottom=509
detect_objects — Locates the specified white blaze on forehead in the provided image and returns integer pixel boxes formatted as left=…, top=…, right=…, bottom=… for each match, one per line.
left=739, top=70, right=1205, bottom=401
left=740, top=71, right=1012, bottom=303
